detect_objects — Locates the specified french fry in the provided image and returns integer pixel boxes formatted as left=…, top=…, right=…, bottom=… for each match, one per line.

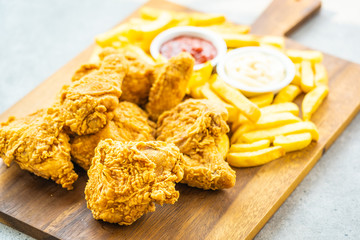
left=204, top=22, right=250, bottom=34
left=314, top=63, right=328, bottom=86
left=241, top=121, right=319, bottom=143
left=286, top=49, right=323, bottom=64
left=291, top=63, right=301, bottom=86
left=187, top=61, right=213, bottom=93
left=227, top=146, right=285, bottom=167
left=259, top=36, right=285, bottom=49
left=300, top=60, right=314, bottom=93
left=273, top=133, right=312, bottom=152
left=140, top=7, right=163, bottom=20
left=218, top=134, right=230, bottom=159
left=129, top=12, right=174, bottom=51
left=230, top=139, right=270, bottom=152
left=221, top=33, right=259, bottom=48
left=190, top=86, right=203, bottom=99
left=261, top=102, right=299, bottom=116
left=255, top=112, right=301, bottom=129
left=210, top=76, right=261, bottom=122
left=231, top=123, right=255, bottom=144
left=140, top=7, right=184, bottom=21
left=302, top=85, right=329, bottom=121
left=199, top=83, right=239, bottom=123
left=273, top=84, right=302, bottom=104
left=189, top=13, right=226, bottom=26
left=249, top=92, right=274, bottom=107
left=95, top=23, right=131, bottom=47
left=231, top=114, right=250, bottom=131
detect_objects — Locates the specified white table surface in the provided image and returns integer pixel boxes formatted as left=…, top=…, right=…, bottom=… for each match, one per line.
left=0, top=0, right=359, bottom=239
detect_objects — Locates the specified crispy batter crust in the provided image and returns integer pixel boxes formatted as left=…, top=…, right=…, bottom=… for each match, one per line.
left=157, top=99, right=236, bottom=190
left=85, top=140, right=184, bottom=225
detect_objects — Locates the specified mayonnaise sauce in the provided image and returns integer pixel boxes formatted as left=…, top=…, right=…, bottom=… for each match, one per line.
left=225, top=51, right=286, bottom=88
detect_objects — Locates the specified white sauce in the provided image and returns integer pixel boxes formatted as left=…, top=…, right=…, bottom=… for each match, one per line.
left=225, top=51, right=286, bottom=88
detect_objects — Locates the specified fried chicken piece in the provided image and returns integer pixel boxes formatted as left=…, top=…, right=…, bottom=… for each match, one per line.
left=59, top=54, right=127, bottom=135
left=71, top=63, right=100, bottom=82
left=146, top=52, right=194, bottom=121
left=71, top=101, right=155, bottom=170
left=85, top=140, right=184, bottom=225
left=99, top=47, right=154, bottom=106
left=0, top=108, right=78, bottom=190
left=156, top=99, right=236, bottom=190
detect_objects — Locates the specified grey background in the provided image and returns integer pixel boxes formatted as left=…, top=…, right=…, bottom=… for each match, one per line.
left=0, top=0, right=359, bottom=239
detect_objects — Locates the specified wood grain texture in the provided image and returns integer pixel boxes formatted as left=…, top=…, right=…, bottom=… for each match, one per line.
left=251, top=0, right=322, bottom=36
left=1, top=0, right=360, bottom=240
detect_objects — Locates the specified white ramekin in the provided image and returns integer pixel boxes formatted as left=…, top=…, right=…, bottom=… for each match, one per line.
left=217, top=47, right=295, bottom=95
left=150, top=26, right=227, bottom=70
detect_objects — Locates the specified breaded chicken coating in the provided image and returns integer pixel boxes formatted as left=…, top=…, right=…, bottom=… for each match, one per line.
left=85, top=140, right=184, bottom=225
left=0, top=108, right=78, bottom=190
left=156, top=99, right=236, bottom=190
left=59, top=54, right=127, bottom=135
left=146, top=52, right=194, bottom=121
left=71, top=101, right=155, bottom=170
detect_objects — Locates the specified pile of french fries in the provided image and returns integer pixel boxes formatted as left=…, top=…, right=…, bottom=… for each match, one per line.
left=91, top=7, right=329, bottom=168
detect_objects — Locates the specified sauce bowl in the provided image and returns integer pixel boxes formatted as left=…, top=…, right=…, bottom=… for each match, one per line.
left=150, top=26, right=227, bottom=70
left=217, top=47, right=295, bottom=96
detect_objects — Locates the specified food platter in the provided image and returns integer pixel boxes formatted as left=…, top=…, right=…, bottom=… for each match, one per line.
left=0, top=0, right=359, bottom=239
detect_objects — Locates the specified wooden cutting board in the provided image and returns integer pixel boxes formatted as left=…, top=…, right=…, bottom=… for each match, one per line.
left=1, top=0, right=359, bottom=239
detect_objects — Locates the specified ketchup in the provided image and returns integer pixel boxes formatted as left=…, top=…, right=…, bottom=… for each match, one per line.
left=159, top=36, right=217, bottom=64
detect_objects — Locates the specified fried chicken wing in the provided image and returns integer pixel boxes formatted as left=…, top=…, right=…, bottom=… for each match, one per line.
left=71, top=101, right=155, bottom=170
left=146, top=52, right=194, bottom=120
left=156, top=99, right=236, bottom=190
left=99, top=47, right=154, bottom=106
left=85, top=140, right=183, bottom=225
left=59, top=54, right=127, bottom=135
left=71, top=63, right=100, bottom=82
left=0, top=108, right=78, bottom=190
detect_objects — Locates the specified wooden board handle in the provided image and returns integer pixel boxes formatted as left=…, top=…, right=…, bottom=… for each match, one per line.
left=251, top=0, right=321, bottom=36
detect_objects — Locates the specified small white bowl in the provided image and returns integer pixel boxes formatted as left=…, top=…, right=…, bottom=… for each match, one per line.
left=150, top=26, right=227, bottom=70
left=217, top=47, right=295, bottom=96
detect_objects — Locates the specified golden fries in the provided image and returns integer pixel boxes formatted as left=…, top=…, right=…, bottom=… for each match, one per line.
left=231, top=123, right=254, bottom=144
left=259, top=36, right=285, bottom=49
left=221, top=33, right=259, bottom=48
left=218, top=134, right=230, bottom=159
left=190, top=13, right=226, bottom=26
left=96, top=23, right=131, bottom=47
left=187, top=61, right=213, bottom=93
left=230, top=139, right=270, bottom=152
left=273, top=84, right=302, bottom=104
left=199, top=83, right=239, bottom=123
left=314, top=63, right=328, bottom=86
left=291, top=63, right=302, bottom=86
left=210, top=76, right=261, bottom=122
left=302, top=85, right=329, bottom=121
left=300, top=60, right=315, bottom=93
left=286, top=49, right=323, bottom=64
left=273, top=133, right=312, bottom=152
left=129, top=12, right=174, bottom=51
left=204, top=22, right=250, bottom=34
left=255, top=112, right=301, bottom=129
left=249, top=92, right=274, bottom=107
left=261, top=102, right=299, bottom=116
left=140, top=7, right=163, bottom=20
left=241, top=121, right=319, bottom=143
left=227, top=146, right=285, bottom=167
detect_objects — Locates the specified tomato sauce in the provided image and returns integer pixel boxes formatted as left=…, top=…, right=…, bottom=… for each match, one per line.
left=159, top=36, right=217, bottom=64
